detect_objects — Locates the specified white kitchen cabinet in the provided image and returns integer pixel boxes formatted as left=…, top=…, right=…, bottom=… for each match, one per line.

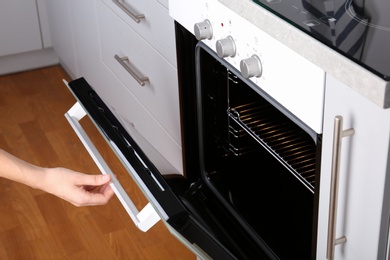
left=45, top=0, right=111, bottom=86
left=0, top=0, right=57, bottom=75
left=96, top=0, right=182, bottom=175
left=67, top=0, right=107, bottom=83
left=101, top=0, right=176, bottom=66
left=317, top=74, right=390, bottom=259
left=98, top=1, right=180, bottom=145
left=45, top=0, right=182, bottom=175
left=0, top=1, right=42, bottom=56
left=45, top=0, right=77, bottom=78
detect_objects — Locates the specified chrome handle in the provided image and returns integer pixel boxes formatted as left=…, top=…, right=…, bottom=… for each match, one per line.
left=327, top=115, right=354, bottom=260
left=64, top=100, right=160, bottom=232
left=113, top=0, right=145, bottom=23
left=114, top=55, right=149, bottom=86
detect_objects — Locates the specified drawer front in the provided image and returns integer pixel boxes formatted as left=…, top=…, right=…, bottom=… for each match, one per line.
left=92, top=69, right=183, bottom=176
left=97, top=1, right=181, bottom=146
left=156, top=0, right=169, bottom=9
left=101, top=0, right=176, bottom=66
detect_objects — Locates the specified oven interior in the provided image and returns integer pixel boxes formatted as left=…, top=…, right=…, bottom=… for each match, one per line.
left=168, top=22, right=322, bottom=259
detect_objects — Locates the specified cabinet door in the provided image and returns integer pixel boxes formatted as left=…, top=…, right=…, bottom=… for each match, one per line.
left=45, top=0, right=77, bottom=77
left=69, top=0, right=102, bottom=80
left=97, top=1, right=182, bottom=175
left=317, top=74, right=390, bottom=259
left=98, top=2, right=180, bottom=145
left=0, top=1, right=42, bottom=56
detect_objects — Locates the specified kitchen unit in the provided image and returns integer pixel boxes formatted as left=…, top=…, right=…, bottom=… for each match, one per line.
left=3, top=0, right=390, bottom=259
left=0, top=1, right=42, bottom=57
left=0, top=0, right=56, bottom=75
left=45, top=0, right=182, bottom=177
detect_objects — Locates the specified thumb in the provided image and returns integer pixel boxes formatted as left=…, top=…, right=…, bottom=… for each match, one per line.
left=80, top=174, right=111, bottom=186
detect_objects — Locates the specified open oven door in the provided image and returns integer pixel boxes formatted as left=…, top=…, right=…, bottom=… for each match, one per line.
left=63, top=77, right=237, bottom=260
left=63, top=77, right=180, bottom=231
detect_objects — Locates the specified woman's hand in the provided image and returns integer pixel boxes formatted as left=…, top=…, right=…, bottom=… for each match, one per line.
left=41, top=167, right=115, bottom=207
left=0, top=149, right=115, bottom=207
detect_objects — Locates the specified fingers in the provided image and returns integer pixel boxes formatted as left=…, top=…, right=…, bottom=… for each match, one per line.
left=92, top=174, right=112, bottom=185
left=74, top=173, right=112, bottom=186
left=70, top=173, right=115, bottom=206
left=72, top=184, right=115, bottom=207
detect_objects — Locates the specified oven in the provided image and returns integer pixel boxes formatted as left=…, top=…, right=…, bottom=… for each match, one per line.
left=63, top=0, right=332, bottom=259
left=172, top=7, right=326, bottom=257
left=61, top=0, right=390, bottom=259
left=177, top=35, right=323, bottom=259
left=171, top=1, right=326, bottom=257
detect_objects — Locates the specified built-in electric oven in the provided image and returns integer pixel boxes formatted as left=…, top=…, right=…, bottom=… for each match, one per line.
left=64, top=17, right=326, bottom=258
left=173, top=21, right=324, bottom=259
left=63, top=0, right=390, bottom=259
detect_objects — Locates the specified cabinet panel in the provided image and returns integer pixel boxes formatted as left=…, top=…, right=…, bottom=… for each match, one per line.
left=0, top=1, right=42, bottom=56
left=156, top=0, right=169, bottom=9
left=90, top=69, right=183, bottom=176
left=101, top=0, right=176, bottom=66
left=45, top=0, right=183, bottom=175
left=69, top=0, right=101, bottom=80
left=45, top=0, right=77, bottom=78
left=98, top=1, right=181, bottom=146
left=317, top=74, right=390, bottom=259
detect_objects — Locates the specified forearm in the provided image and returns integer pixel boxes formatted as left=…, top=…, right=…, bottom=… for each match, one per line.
left=0, top=149, right=114, bottom=206
left=0, top=149, right=46, bottom=190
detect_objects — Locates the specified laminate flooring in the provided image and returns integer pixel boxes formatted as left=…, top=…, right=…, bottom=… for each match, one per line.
left=0, top=66, right=195, bottom=259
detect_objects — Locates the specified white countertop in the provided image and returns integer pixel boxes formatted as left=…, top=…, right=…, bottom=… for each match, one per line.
left=219, top=0, right=390, bottom=108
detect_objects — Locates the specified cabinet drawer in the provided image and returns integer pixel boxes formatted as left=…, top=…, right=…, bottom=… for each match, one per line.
left=100, top=0, right=176, bottom=66
left=97, top=1, right=181, bottom=146
left=92, top=71, right=183, bottom=176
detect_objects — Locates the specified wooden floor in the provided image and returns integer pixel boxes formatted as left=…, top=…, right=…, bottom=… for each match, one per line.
left=0, top=66, right=195, bottom=259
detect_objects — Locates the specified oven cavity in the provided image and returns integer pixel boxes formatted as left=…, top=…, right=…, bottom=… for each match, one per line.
left=195, top=43, right=321, bottom=259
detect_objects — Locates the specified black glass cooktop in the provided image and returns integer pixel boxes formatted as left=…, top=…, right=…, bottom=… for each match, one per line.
left=253, top=0, right=390, bottom=80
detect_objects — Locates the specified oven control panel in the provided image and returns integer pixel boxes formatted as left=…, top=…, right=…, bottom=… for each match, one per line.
left=170, top=0, right=325, bottom=134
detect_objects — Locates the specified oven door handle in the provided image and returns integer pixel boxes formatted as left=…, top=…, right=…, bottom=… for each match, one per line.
left=65, top=101, right=160, bottom=232
left=327, top=115, right=354, bottom=260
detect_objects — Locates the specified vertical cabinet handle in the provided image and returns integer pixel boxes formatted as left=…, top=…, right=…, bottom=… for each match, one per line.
left=65, top=101, right=160, bottom=232
left=114, top=55, right=149, bottom=86
left=113, top=0, right=145, bottom=23
left=327, top=115, right=354, bottom=260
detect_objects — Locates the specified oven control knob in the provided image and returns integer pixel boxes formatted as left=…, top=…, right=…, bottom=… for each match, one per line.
left=194, top=20, right=213, bottom=40
left=240, top=55, right=263, bottom=78
left=216, top=36, right=236, bottom=58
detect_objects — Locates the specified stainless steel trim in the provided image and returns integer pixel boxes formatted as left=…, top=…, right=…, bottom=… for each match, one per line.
left=327, top=115, right=354, bottom=260
left=112, top=0, right=145, bottom=23
left=114, top=55, right=149, bottom=86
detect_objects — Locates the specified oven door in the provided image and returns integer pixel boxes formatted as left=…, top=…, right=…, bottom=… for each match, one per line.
left=64, top=77, right=237, bottom=259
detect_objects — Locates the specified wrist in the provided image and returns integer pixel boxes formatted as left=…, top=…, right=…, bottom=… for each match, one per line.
left=28, top=166, right=50, bottom=191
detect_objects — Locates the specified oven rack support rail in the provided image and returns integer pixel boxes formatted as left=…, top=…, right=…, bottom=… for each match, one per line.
left=227, top=102, right=317, bottom=193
